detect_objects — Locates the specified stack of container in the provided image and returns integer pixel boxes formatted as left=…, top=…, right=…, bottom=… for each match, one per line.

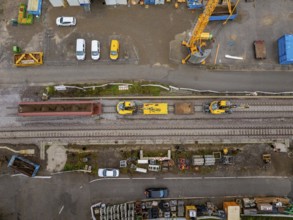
left=278, top=34, right=293, bottom=65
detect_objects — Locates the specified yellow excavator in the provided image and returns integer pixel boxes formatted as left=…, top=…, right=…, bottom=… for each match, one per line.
left=182, top=0, right=234, bottom=64
left=117, top=101, right=168, bottom=115
left=203, top=100, right=249, bottom=114
left=116, top=101, right=138, bottom=115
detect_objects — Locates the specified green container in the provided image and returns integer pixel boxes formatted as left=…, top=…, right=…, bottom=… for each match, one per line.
left=13, top=46, right=22, bottom=54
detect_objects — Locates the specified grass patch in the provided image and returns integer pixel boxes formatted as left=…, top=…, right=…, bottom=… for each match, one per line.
left=63, top=152, right=98, bottom=174
left=46, top=81, right=167, bottom=97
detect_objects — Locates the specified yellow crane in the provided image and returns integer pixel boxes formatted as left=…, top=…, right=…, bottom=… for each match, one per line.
left=182, top=0, right=220, bottom=64
left=182, top=0, right=238, bottom=64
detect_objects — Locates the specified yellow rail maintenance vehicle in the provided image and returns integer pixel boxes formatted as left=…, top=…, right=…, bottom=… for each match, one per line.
left=117, top=101, right=168, bottom=115
left=142, top=103, right=168, bottom=115
left=116, top=101, right=138, bottom=115
left=203, top=100, right=249, bottom=115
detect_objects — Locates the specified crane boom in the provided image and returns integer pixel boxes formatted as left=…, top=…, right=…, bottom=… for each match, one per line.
left=182, top=0, right=220, bottom=64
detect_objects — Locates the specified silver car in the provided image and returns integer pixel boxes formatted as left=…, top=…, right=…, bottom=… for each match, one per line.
left=56, top=17, right=76, bottom=26
left=98, top=168, right=119, bottom=177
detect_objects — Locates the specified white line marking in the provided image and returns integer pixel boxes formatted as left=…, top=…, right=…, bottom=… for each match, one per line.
left=163, top=177, right=202, bottom=180
left=132, top=178, right=156, bottom=180
left=89, top=178, right=130, bottom=183
left=204, top=177, right=237, bottom=179
left=11, top=174, right=27, bottom=177
left=59, top=205, right=64, bottom=215
left=237, top=176, right=288, bottom=179
left=33, top=176, right=52, bottom=179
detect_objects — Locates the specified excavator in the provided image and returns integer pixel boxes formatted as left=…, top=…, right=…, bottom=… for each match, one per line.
left=203, top=100, right=249, bottom=114
left=182, top=0, right=234, bottom=64
left=117, top=101, right=168, bottom=115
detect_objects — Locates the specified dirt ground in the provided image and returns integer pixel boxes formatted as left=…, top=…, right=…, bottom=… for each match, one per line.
left=1, top=143, right=293, bottom=177
left=62, top=143, right=293, bottom=177
left=0, top=0, right=292, bottom=69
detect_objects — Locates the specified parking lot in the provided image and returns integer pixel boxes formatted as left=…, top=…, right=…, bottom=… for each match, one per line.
left=1, top=0, right=292, bottom=70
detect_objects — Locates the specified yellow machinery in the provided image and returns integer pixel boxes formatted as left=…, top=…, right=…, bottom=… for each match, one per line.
left=14, top=52, right=43, bottom=67
left=223, top=147, right=229, bottom=155
left=262, top=153, right=271, bottom=164
left=203, top=100, right=249, bottom=115
left=182, top=0, right=234, bottom=64
left=143, top=103, right=168, bottom=115
left=117, top=101, right=138, bottom=115
left=117, top=101, right=168, bottom=115
left=185, top=205, right=197, bottom=219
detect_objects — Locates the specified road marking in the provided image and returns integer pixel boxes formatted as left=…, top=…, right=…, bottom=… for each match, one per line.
left=58, top=205, right=64, bottom=215
left=163, top=177, right=202, bottom=180
left=11, top=174, right=52, bottom=179
left=237, top=176, right=289, bottom=179
left=33, top=176, right=52, bottom=179
left=89, top=178, right=130, bottom=183
left=204, top=176, right=237, bottom=179
left=11, top=174, right=27, bottom=177
left=133, top=177, right=156, bottom=180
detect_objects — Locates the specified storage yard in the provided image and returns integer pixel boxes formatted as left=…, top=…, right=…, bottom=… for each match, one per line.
left=91, top=197, right=293, bottom=220
left=0, top=0, right=293, bottom=219
left=0, top=0, right=292, bottom=68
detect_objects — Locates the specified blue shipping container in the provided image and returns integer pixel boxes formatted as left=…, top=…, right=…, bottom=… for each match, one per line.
left=144, top=0, right=155, bottom=5
left=187, top=0, right=204, bottom=9
left=278, top=34, right=293, bottom=65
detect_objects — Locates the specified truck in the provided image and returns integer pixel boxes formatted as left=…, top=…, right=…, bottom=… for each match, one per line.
left=8, top=155, right=40, bottom=177
left=254, top=40, right=266, bottom=59
left=14, top=52, right=43, bottom=67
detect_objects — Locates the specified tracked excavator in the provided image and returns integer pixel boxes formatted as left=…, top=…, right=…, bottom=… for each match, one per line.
left=203, top=100, right=249, bottom=114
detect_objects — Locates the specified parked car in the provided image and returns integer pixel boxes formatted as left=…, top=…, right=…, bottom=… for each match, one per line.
left=144, top=188, right=169, bottom=198
left=98, top=168, right=119, bottom=177
left=109, top=39, right=119, bottom=60
left=56, top=16, right=76, bottom=26
left=76, top=38, right=86, bottom=60
left=91, top=40, right=100, bottom=60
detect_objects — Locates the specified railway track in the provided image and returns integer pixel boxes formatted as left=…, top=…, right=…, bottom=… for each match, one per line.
left=1, top=127, right=293, bottom=139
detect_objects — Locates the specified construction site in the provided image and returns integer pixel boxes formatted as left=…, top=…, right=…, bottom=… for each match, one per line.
left=0, top=0, right=293, bottom=219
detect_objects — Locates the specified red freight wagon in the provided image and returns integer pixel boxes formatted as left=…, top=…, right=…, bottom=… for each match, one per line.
left=18, top=101, right=102, bottom=117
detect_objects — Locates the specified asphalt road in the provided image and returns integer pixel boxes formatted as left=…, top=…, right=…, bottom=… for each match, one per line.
left=1, top=65, right=293, bottom=92
left=0, top=174, right=292, bottom=220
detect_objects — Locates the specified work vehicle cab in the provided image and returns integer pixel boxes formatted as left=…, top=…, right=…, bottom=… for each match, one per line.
left=76, top=38, right=86, bottom=60
left=91, top=40, right=100, bottom=60
left=110, top=39, right=119, bottom=60
left=144, top=188, right=169, bottom=198
left=56, top=16, right=76, bottom=26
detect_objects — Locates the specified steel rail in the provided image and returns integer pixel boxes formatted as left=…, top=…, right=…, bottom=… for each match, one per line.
left=0, top=127, right=293, bottom=139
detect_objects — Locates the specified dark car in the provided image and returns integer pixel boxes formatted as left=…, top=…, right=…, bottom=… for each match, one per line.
left=144, top=188, right=169, bottom=198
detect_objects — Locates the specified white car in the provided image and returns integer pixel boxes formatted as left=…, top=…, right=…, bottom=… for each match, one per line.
left=56, top=17, right=76, bottom=26
left=91, top=40, right=101, bottom=60
left=98, top=168, right=119, bottom=177
left=76, top=39, right=86, bottom=60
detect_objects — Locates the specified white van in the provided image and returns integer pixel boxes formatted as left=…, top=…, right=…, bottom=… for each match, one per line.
left=76, top=38, right=85, bottom=60
left=91, top=40, right=100, bottom=60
